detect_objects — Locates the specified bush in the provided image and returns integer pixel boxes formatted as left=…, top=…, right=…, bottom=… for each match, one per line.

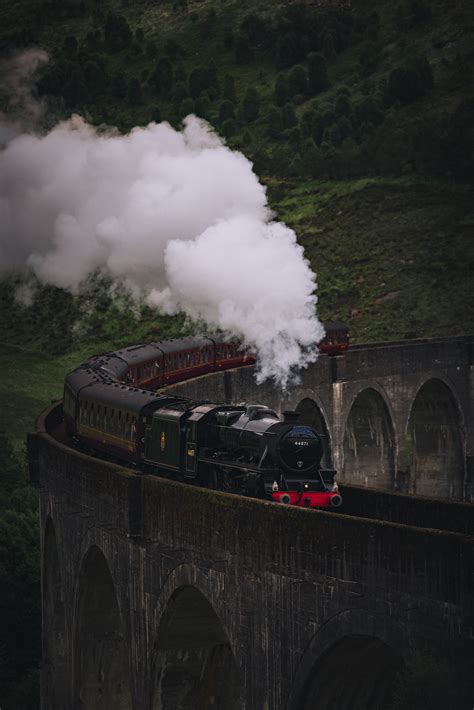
left=127, top=78, right=142, bottom=105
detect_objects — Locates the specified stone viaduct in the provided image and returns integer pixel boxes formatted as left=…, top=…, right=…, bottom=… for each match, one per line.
left=29, top=336, right=474, bottom=709
left=166, top=336, right=474, bottom=502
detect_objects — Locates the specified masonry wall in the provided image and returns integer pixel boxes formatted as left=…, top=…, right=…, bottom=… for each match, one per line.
left=31, top=407, right=474, bottom=710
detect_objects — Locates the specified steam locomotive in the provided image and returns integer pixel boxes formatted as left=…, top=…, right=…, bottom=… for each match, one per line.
left=63, top=333, right=345, bottom=509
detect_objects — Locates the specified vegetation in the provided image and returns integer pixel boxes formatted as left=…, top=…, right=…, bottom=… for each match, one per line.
left=1, top=0, right=471, bottom=181
left=0, top=434, right=40, bottom=709
left=0, top=1, right=473, bottom=706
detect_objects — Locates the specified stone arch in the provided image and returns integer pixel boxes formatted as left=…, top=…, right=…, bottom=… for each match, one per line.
left=405, top=378, right=465, bottom=499
left=342, top=387, right=396, bottom=490
left=295, top=397, right=332, bottom=467
left=288, top=610, right=406, bottom=710
left=43, top=518, right=68, bottom=709
left=74, top=546, right=132, bottom=709
left=151, top=584, right=243, bottom=709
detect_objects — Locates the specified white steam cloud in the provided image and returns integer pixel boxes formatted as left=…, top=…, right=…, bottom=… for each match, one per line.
left=0, top=57, right=324, bottom=386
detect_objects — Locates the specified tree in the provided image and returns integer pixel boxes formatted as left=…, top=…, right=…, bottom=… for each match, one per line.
left=165, top=37, right=184, bottom=59
left=358, top=41, right=381, bottom=77
left=221, top=118, right=237, bottom=138
left=150, top=105, right=161, bottom=123
left=111, top=74, right=127, bottom=99
left=300, top=139, right=323, bottom=178
left=276, top=32, right=303, bottom=68
left=288, top=64, right=308, bottom=97
left=172, top=81, right=188, bottom=107
left=280, top=102, right=297, bottom=129
left=274, top=73, right=288, bottom=107
left=84, top=61, right=107, bottom=97
left=0, top=434, right=40, bottom=709
left=194, top=94, right=211, bottom=119
left=337, top=116, right=353, bottom=141
left=63, top=64, right=88, bottom=106
left=63, top=35, right=78, bottom=55
left=335, top=92, right=351, bottom=118
left=153, top=57, right=173, bottom=96
left=300, top=109, right=316, bottom=138
left=388, top=55, right=434, bottom=104
left=179, top=97, right=195, bottom=117
left=239, top=12, right=271, bottom=49
left=265, top=106, right=282, bottom=139
left=219, top=100, right=235, bottom=122
left=307, top=52, right=329, bottom=94
left=223, top=74, right=236, bottom=102
left=146, top=40, right=157, bottom=58
left=235, top=33, right=252, bottom=63
left=241, top=87, right=260, bottom=122
left=189, top=66, right=209, bottom=99
left=127, top=77, right=143, bottom=105
left=104, top=12, right=132, bottom=53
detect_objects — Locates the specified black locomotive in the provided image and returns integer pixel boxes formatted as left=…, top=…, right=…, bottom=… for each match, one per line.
left=63, top=337, right=342, bottom=509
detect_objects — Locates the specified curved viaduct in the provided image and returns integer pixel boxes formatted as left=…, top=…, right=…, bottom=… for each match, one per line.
left=29, top=336, right=474, bottom=709
left=167, top=336, right=474, bottom=502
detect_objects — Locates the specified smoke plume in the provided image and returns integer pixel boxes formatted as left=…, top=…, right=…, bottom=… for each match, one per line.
left=0, top=61, right=324, bottom=387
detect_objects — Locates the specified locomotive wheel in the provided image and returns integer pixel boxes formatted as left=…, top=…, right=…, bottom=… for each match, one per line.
left=209, top=465, right=237, bottom=493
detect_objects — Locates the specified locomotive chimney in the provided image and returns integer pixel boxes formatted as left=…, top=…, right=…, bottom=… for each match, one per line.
left=283, top=411, right=299, bottom=423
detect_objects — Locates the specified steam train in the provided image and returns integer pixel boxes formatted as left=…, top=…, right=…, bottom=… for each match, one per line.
left=62, top=329, right=347, bottom=509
